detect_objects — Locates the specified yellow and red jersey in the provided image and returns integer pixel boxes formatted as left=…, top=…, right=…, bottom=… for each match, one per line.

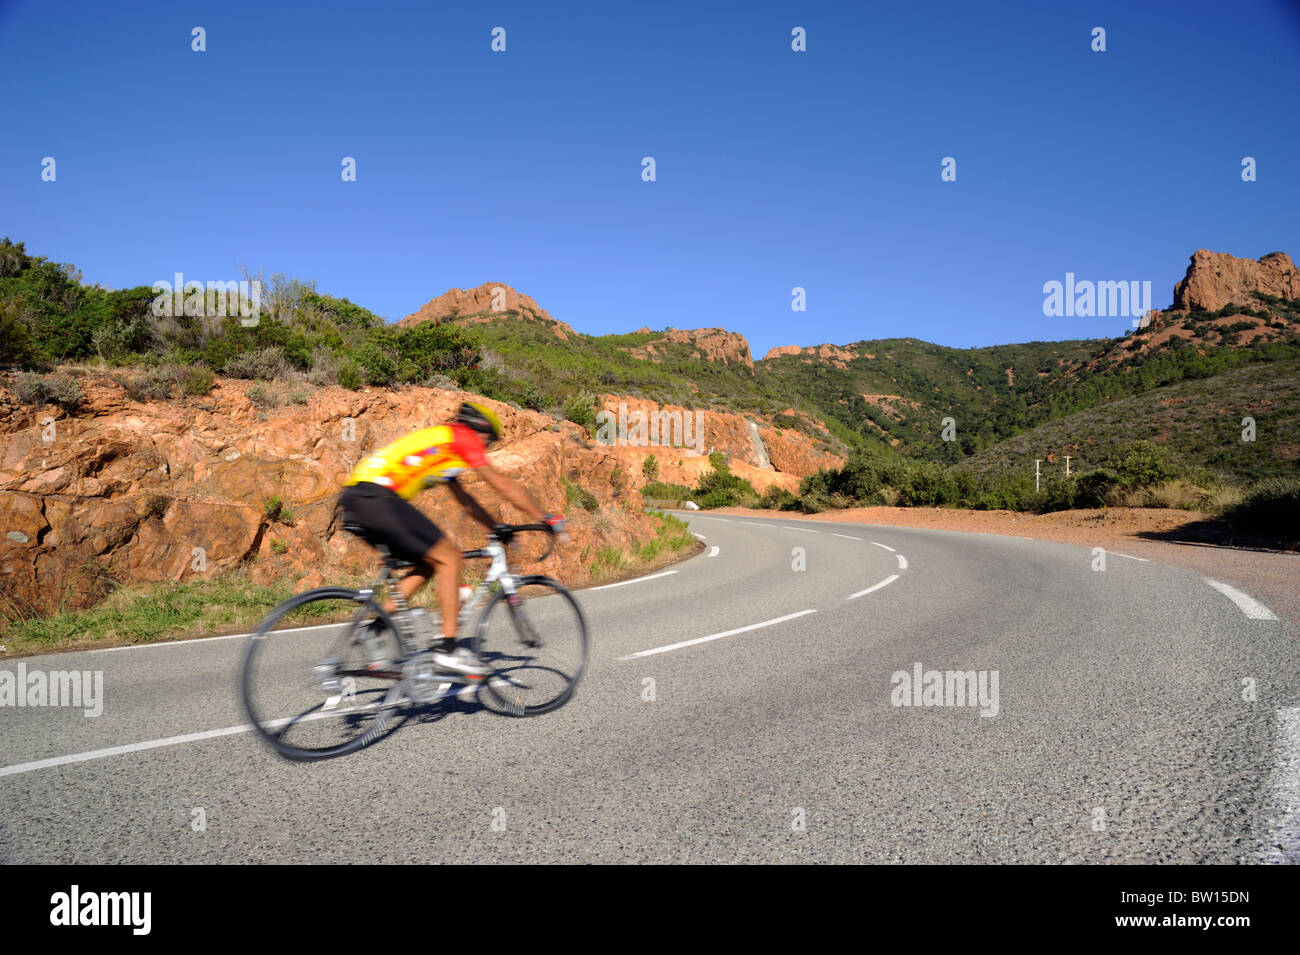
left=345, top=423, right=489, bottom=500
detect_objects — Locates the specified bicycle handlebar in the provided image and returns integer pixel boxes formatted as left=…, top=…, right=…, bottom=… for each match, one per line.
left=463, top=523, right=557, bottom=562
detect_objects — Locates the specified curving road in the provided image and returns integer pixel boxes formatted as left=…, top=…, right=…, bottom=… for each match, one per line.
left=2, top=512, right=1297, bottom=863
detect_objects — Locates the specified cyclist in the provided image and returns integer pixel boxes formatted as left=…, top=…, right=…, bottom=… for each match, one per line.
left=338, top=401, right=568, bottom=677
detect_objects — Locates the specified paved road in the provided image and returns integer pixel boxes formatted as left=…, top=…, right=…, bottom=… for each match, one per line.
left=2, top=513, right=1297, bottom=863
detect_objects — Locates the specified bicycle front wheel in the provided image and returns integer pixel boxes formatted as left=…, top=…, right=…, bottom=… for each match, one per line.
left=241, top=588, right=405, bottom=760
left=469, top=576, right=589, bottom=716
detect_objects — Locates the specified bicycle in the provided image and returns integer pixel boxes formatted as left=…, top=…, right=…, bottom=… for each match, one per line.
left=240, top=523, right=589, bottom=761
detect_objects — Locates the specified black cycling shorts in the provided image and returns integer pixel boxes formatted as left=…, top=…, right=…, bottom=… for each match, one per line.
left=339, top=482, right=444, bottom=565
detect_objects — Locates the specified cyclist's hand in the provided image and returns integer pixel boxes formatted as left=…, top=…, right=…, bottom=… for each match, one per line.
left=543, top=513, right=570, bottom=543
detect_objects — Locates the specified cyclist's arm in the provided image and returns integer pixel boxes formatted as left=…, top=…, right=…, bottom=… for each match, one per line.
left=474, top=464, right=548, bottom=524
left=446, top=477, right=497, bottom=531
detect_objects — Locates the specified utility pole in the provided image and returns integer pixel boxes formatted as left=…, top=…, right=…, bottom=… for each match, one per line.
left=1035, top=459, right=1042, bottom=493
left=1064, top=456, right=1071, bottom=477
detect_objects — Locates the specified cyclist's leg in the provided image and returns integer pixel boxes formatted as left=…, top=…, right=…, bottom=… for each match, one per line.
left=403, top=538, right=462, bottom=638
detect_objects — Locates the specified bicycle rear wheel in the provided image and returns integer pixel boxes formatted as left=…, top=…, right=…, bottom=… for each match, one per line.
left=241, top=588, right=406, bottom=760
left=468, top=576, right=588, bottom=716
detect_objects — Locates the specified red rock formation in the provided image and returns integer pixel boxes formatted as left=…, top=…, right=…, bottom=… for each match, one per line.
left=1172, top=250, right=1299, bottom=312
left=399, top=283, right=577, bottom=340
left=0, top=376, right=655, bottom=619
left=760, top=343, right=859, bottom=368
left=624, top=328, right=754, bottom=369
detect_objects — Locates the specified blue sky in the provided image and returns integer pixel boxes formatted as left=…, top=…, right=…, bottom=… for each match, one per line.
left=2, top=0, right=1298, bottom=358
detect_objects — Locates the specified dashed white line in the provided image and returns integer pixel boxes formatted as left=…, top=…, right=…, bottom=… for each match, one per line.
left=829, top=533, right=863, bottom=541
left=845, top=574, right=901, bottom=601
left=871, top=541, right=896, bottom=553
left=1203, top=578, right=1278, bottom=620
left=896, top=554, right=909, bottom=570
left=707, top=546, right=720, bottom=558
left=590, top=570, right=679, bottom=591
left=618, top=609, right=817, bottom=660
left=1109, top=551, right=1150, bottom=562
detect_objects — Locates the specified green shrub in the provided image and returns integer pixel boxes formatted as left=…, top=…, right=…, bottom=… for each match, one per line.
left=178, top=364, right=215, bottom=396
left=225, top=346, right=289, bottom=380
left=1223, top=477, right=1300, bottom=540
left=563, top=477, right=599, bottom=511
left=337, top=357, right=363, bottom=390
left=118, top=368, right=173, bottom=401
left=355, top=342, right=397, bottom=386
left=642, top=454, right=659, bottom=481
left=1074, top=468, right=1121, bottom=508
left=14, top=372, right=82, bottom=408
left=641, top=481, right=693, bottom=501
left=563, top=391, right=598, bottom=430
left=1103, top=441, right=1182, bottom=488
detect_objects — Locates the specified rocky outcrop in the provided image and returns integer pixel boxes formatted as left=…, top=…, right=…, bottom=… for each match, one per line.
left=761, top=343, right=862, bottom=368
left=1172, top=250, right=1299, bottom=312
left=624, top=328, right=754, bottom=369
left=593, top=396, right=841, bottom=493
left=399, top=283, right=577, bottom=340
left=0, top=376, right=652, bottom=619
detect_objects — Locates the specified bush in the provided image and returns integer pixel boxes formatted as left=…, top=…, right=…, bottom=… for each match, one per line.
left=755, top=485, right=800, bottom=510
left=1103, top=441, right=1182, bottom=488
left=564, top=477, right=599, bottom=511
left=642, top=454, right=659, bottom=481
left=118, top=368, right=174, bottom=401
left=354, top=342, right=397, bottom=386
left=641, top=481, right=693, bottom=502
left=1223, top=477, right=1300, bottom=540
left=1074, top=468, right=1121, bottom=508
left=692, top=454, right=759, bottom=508
left=178, top=364, right=215, bottom=396
left=563, top=391, right=598, bottom=430
left=15, top=372, right=83, bottom=408
left=224, top=346, right=289, bottom=380
left=336, top=357, right=364, bottom=390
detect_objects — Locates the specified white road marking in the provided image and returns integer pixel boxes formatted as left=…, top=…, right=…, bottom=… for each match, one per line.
left=86, top=622, right=338, bottom=654
left=590, top=570, right=678, bottom=591
left=786, top=526, right=820, bottom=533
left=829, top=533, right=863, bottom=540
left=1109, top=551, right=1149, bottom=562
left=707, top=546, right=720, bottom=558
left=0, top=723, right=255, bottom=778
left=692, top=533, right=707, bottom=540
left=871, top=541, right=896, bottom=553
left=845, top=574, right=901, bottom=600
left=896, top=554, right=908, bottom=570
left=1203, top=578, right=1279, bottom=620
left=739, top=521, right=770, bottom=527
left=618, top=609, right=817, bottom=660
left=1263, top=707, right=1300, bottom=864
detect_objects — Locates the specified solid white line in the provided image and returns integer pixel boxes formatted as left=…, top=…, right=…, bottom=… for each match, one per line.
left=707, top=546, right=720, bottom=558
left=0, top=723, right=255, bottom=778
left=845, top=574, right=901, bottom=601
left=1263, top=707, right=1300, bottom=864
left=829, top=533, right=863, bottom=540
left=896, top=554, right=909, bottom=570
left=86, top=621, right=339, bottom=655
left=1203, top=578, right=1279, bottom=620
left=589, top=570, right=678, bottom=591
left=871, top=541, right=896, bottom=553
left=618, top=609, right=817, bottom=660
left=1109, top=551, right=1150, bottom=562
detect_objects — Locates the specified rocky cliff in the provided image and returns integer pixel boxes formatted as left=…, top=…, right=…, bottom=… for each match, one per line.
left=399, top=283, right=577, bottom=340
left=0, top=376, right=654, bottom=620
left=624, top=328, right=754, bottom=369
left=1172, top=250, right=1299, bottom=312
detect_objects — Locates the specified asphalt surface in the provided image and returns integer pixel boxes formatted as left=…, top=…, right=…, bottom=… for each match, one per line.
left=2, top=512, right=1297, bottom=864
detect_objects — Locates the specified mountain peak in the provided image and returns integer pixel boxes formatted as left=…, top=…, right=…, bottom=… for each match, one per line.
left=399, top=283, right=576, bottom=340
left=1172, top=249, right=1298, bottom=312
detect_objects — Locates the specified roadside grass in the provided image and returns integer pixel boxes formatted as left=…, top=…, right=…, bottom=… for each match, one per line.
left=0, top=514, right=701, bottom=656
left=586, top=511, right=699, bottom=583
left=0, top=568, right=369, bottom=657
